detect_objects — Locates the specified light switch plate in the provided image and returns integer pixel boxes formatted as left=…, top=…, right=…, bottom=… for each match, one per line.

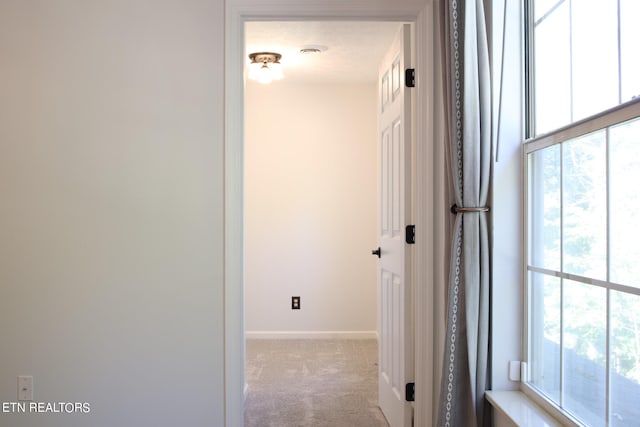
left=18, top=376, right=33, bottom=401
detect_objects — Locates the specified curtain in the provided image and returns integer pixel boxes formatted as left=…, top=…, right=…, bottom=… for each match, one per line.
left=437, top=0, right=492, bottom=426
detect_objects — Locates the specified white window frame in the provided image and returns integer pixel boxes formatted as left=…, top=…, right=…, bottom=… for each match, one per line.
left=521, top=0, right=640, bottom=423
left=522, top=98, right=640, bottom=426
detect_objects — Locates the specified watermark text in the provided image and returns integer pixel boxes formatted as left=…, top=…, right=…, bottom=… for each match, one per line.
left=2, top=401, right=90, bottom=414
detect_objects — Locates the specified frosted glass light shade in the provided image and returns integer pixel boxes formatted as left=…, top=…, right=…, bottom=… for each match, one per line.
left=247, top=52, right=283, bottom=84
left=257, top=64, right=272, bottom=84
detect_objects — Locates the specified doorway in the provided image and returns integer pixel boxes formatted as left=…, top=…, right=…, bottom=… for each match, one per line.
left=243, top=20, right=406, bottom=426
left=244, top=21, right=400, bottom=340
left=223, top=4, right=438, bottom=426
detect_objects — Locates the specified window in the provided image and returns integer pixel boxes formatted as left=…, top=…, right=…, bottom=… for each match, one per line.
left=529, top=0, right=640, bottom=136
left=525, top=1, right=640, bottom=426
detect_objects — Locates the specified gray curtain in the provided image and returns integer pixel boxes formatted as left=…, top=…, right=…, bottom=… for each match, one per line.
left=437, top=0, right=492, bottom=426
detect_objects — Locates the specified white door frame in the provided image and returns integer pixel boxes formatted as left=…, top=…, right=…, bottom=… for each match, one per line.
left=223, top=2, right=437, bottom=426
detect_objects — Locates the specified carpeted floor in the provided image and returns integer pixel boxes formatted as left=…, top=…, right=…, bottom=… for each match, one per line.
left=244, top=339, right=390, bottom=427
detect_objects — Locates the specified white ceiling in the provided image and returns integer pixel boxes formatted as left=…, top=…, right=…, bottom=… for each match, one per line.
left=245, top=21, right=403, bottom=84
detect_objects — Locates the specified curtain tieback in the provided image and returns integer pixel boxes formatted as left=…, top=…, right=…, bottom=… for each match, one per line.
left=450, top=204, right=490, bottom=214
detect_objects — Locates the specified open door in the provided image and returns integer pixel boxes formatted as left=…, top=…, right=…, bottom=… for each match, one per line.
left=375, top=24, right=413, bottom=427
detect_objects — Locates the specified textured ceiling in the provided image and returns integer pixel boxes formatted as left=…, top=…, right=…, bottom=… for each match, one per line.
left=245, top=21, right=403, bottom=84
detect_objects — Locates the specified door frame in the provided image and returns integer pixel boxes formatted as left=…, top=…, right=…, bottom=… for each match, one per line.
left=223, top=2, right=438, bottom=426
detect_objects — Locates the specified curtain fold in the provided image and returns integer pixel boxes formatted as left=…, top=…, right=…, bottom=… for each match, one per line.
left=437, top=0, right=492, bottom=426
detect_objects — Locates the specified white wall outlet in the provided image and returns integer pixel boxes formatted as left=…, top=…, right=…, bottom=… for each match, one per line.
left=18, top=376, right=33, bottom=401
left=508, top=361, right=521, bottom=382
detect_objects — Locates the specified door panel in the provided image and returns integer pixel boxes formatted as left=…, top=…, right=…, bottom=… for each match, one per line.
left=377, top=23, right=412, bottom=427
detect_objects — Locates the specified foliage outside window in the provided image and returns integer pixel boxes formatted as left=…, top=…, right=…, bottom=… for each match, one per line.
left=525, top=1, right=640, bottom=426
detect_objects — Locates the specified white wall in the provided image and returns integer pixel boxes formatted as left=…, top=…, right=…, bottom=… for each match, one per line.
left=494, top=412, right=518, bottom=427
left=490, top=0, right=524, bottom=392
left=0, top=0, right=435, bottom=425
left=244, top=82, right=378, bottom=336
left=0, top=1, right=225, bottom=426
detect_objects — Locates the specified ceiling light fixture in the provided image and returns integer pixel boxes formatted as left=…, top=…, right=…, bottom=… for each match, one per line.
left=248, top=52, right=283, bottom=84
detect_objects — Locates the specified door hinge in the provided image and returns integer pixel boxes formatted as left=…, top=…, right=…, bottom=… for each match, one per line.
left=405, top=68, right=415, bottom=88
left=405, top=225, right=416, bottom=244
left=405, top=382, right=415, bottom=402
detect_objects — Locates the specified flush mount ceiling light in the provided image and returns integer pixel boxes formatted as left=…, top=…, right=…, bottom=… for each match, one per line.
left=248, top=52, right=283, bottom=84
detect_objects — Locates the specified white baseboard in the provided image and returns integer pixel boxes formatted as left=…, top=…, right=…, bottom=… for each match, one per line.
left=245, top=331, right=378, bottom=340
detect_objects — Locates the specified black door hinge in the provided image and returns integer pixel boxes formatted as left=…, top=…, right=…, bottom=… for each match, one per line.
left=405, top=69, right=415, bottom=88
left=406, top=382, right=415, bottom=402
left=405, top=225, right=416, bottom=244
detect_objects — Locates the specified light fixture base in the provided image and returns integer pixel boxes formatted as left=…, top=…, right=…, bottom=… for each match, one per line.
left=248, top=52, right=281, bottom=64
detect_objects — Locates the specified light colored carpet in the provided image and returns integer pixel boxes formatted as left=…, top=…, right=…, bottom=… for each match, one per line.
left=244, top=339, right=390, bottom=427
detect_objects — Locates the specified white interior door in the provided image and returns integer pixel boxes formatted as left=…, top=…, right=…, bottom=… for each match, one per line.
left=376, top=23, right=413, bottom=427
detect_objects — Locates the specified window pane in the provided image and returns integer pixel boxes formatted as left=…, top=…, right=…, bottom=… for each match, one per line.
left=531, top=0, right=639, bottom=135
left=563, top=280, right=606, bottom=427
left=571, top=0, right=619, bottom=121
left=610, top=118, right=640, bottom=287
left=530, top=272, right=561, bottom=402
left=529, top=146, right=561, bottom=271
left=610, top=291, right=640, bottom=426
left=534, top=2, right=571, bottom=135
left=562, top=132, right=607, bottom=279
left=620, top=0, right=640, bottom=103
left=534, top=0, right=563, bottom=22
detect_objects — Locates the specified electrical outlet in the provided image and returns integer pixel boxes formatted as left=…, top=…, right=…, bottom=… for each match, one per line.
left=291, top=296, right=300, bottom=310
left=508, top=361, right=521, bottom=382
left=18, top=376, right=33, bottom=401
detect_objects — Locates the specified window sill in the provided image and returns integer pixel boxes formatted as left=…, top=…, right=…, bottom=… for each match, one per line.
left=486, top=391, right=564, bottom=427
